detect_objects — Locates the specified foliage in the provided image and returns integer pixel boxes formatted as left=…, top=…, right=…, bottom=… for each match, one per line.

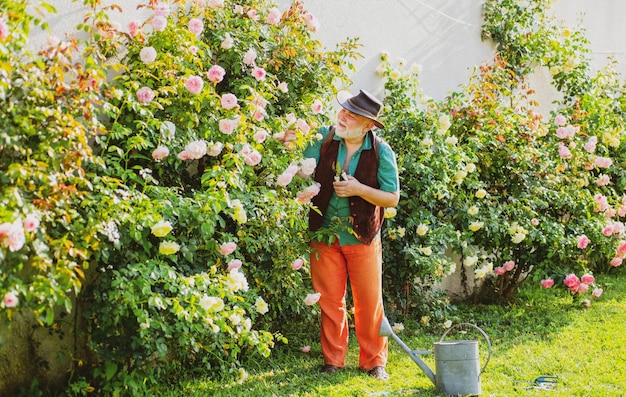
left=74, top=0, right=360, bottom=393
left=0, top=0, right=106, bottom=326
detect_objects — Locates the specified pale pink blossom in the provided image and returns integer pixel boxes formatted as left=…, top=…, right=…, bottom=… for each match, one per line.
left=266, top=8, right=281, bottom=25
left=610, top=257, right=623, bottom=267
left=602, top=225, right=614, bottom=236
left=556, top=125, right=576, bottom=139
left=581, top=274, right=595, bottom=284
left=594, top=194, right=609, bottom=212
left=252, top=111, right=264, bottom=121
left=592, top=288, right=603, bottom=298
left=595, top=157, right=613, bottom=169
left=243, top=48, right=257, bottom=66
left=207, top=0, right=224, bottom=8
left=554, top=114, right=567, bottom=126
left=563, top=274, right=581, bottom=291
left=152, top=145, right=169, bottom=161
left=531, top=218, right=540, bottom=226
left=299, top=158, right=317, bottom=176
left=188, top=18, right=204, bottom=35
left=247, top=9, right=259, bottom=20
left=207, top=65, right=226, bottom=84
left=219, top=118, right=239, bottom=135
left=221, top=35, right=234, bottom=49
left=219, top=241, right=237, bottom=255
left=184, top=75, right=204, bottom=94
left=494, top=266, right=505, bottom=276
left=177, top=151, right=190, bottom=160
left=0, top=18, right=9, bottom=39
left=221, top=93, right=238, bottom=109
left=277, top=82, right=289, bottom=93
left=252, top=94, right=269, bottom=109
left=244, top=150, right=262, bottom=166
left=291, top=258, right=304, bottom=270
left=184, top=140, right=207, bottom=159
left=253, top=130, right=268, bottom=143
left=576, top=283, right=589, bottom=294
left=3, top=292, right=18, bottom=308
left=252, top=67, right=267, bottom=81
left=503, top=260, right=515, bottom=271
left=23, top=214, right=40, bottom=232
left=277, top=172, right=294, bottom=187
left=127, top=20, right=141, bottom=37
left=234, top=5, right=244, bottom=14
left=300, top=345, right=311, bottom=353
left=618, top=206, right=626, bottom=217
left=151, top=16, right=167, bottom=32
left=136, top=87, right=155, bottom=104
left=227, top=259, right=243, bottom=272
left=296, top=118, right=310, bottom=133
left=606, top=208, right=617, bottom=218
left=154, top=3, right=170, bottom=17
left=311, top=100, right=323, bottom=114
left=616, top=240, right=626, bottom=256
left=584, top=136, right=597, bottom=153
left=596, top=174, right=611, bottom=187
left=208, top=142, right=223, bottom=157
left=304, top=292, right=321, bottom=306
left=0, top=221, right=25, bottom=252
left=577, top=234, right=589, bottom=249
left=540, top=278, right=554, bottom=289
left=558, top=142, right=571, bottom=159
left=582, top=299, right=591, bottom=308
left=189, top=46, right=198, bottom=55
left=297, top=183, right=321, bottom=204
left=140, top=46, right=157, bottom=63
left=303, top=12, right=319, bottom=32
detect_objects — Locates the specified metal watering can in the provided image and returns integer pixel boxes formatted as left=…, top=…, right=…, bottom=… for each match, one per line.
left=380, top=317, right=492, bottom=396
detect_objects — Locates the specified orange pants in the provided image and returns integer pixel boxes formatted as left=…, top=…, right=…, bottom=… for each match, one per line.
left=310, top=236, right=388, bottom=371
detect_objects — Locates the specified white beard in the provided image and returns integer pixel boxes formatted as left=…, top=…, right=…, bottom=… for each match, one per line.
left=335, top=125, right=365, bottom=140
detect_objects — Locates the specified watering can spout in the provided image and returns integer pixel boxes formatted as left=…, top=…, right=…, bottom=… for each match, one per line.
left=379, top=316, right=437, bottom=385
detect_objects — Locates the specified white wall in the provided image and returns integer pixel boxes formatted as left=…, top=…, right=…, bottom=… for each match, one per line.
left=33, top=0, right=626, bottom=103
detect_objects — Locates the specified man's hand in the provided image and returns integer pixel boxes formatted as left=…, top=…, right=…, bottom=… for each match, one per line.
left=333, top=174, right=361, bottom=197
left=281, top=130, right=296, bottom=150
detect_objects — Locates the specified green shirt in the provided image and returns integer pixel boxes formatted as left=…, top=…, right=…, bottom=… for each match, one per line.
left=303, top=126, right=399, bottom=245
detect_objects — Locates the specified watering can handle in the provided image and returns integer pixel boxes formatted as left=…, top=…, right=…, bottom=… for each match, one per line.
left=439, top=323, right=492, bottom=375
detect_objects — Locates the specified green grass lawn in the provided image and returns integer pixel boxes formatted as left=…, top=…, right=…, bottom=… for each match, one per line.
left=157, top=272, right=626, bottom=396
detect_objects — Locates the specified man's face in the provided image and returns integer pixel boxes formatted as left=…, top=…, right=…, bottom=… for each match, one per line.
left=335, top=108, right=373, bottom=140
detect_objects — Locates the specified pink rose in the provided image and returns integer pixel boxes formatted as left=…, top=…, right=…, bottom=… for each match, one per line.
left=296, top=118, right=310, bottom=133
left=577, top=235, right=589, bottom=249
left=245, top=150, right=262, bottom=166
left=221, top=35, right=234, bottom=49
left=277, top=82, right=289, bottom=93
left=207, top=0, right=224, bottom=8
left=311, top=100, right=323, bottom=114
left=184, top=140, right=207, bottom=159
left=563, top=274, right=580, bottom=291
left=581, top=274, right=595, bottom=285
left=503, top=260, right=515, bottom=271
left=219, top=118, right=239, bottom=135
left=616, top=240, right=626, bottom=255
left=554, top=114, right=567, bottom=126
left=602, top=225, right=614, bottom=236
left=540, top=278, right=554, bottom=289
left=595, top=156, right=613, bottom=169
left=243, top=49, right=257, bottom=66
left=304, top=292, right=321, bottom=306
left=291, top=258, right=304, bottom=270
left=582, top=299, right=591, bottom=308
left=0, top=18, right=9, bottom=39
left=227, top=259, right=242, bottom=272
left=266, top=8, right=281, bottom=25
left=177, top=150, right=190, bottom=160
left=303, top=12, right=319, bottom=32
left=136, top=86, right=155, bottom=104
left=188, top=18, right=204, bottom=35
left=252, top=111, right=264, bottom=121
left=221, top=93, right=238, bottom=109
left=591, top=288, right=603, bottom=298
left=207, top=65, right=226, bottom=84
left=254, top=130, right=268, bottom=143
left=247, top=9, right=259, bottom=21
left=23, top=214, right=40, bottom=233
left=577, top=283, right=589, bottom=294
left=299, top=158, right=317, bottom=176
left=184, top=75, right=204, bottom=94
left=3, top=291, right=18, bottom=308
left=610, top=257, right=623, bottom=267
left=219, top=242, right=237, bottom=255
left=531, top=218, right=539, bottom=226
left=140, top=46, right=157, bottom=63
left=151, top=16, right=167, bottom=32
left=127, top=20, right=141, bottom=37
left=154, top=3, right=170, bottom=17
left=296, top=183, right=321, bottom=204
left=208, top=142, right=223, bottom=157
left=0, top=221, right=25, bottom=252
left=584, top=136, right=597, bottom=153
left=300, top=345, right=311, bottom=353
left=251, top=67, right=266, bottom=81
left=558, top=142, right=571, bottom=159
left=277, top=172, right=294, bottom=187
left=494, top=266, right=505, bottom=276
left=152, top=145, right=169, bottom=161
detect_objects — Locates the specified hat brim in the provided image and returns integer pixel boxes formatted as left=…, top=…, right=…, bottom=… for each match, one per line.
left=337, top=91, right=385, bottom=129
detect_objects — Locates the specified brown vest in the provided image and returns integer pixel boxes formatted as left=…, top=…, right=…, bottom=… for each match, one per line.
left=309, top=128, right=385, bottom=244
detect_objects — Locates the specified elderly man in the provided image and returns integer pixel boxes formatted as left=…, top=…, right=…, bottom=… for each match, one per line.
left=285, top=89, right=399, bottom=380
